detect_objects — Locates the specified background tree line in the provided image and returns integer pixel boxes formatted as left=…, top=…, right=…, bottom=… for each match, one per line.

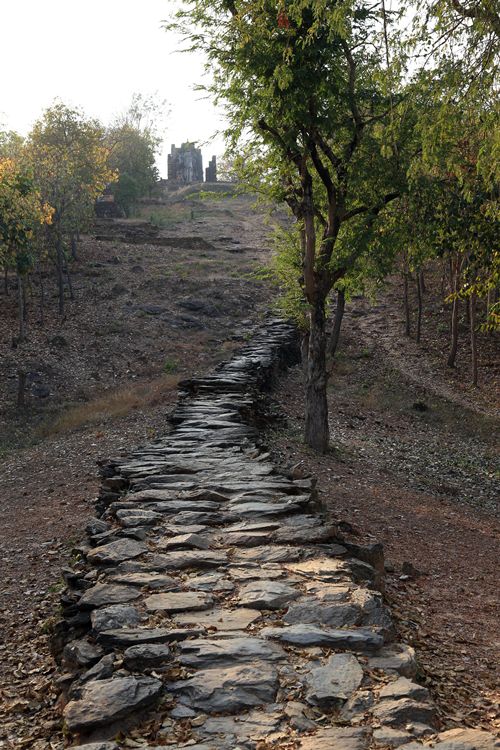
left=0, top=95, right=165, bottom=345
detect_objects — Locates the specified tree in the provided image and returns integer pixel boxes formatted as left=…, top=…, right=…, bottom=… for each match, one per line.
left=26, top=103, right=115, bottom=314
left=106, top=94, right=166, bottom=216
left=169, top=0, right=413, bottom=451
left=0, top=157, right=53, bottom=340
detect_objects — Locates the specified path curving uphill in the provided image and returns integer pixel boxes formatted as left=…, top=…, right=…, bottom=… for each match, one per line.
left=52, top=319, right=498, bottom=750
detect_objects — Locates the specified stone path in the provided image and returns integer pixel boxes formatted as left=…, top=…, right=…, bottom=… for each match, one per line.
left=53, top=320, right=498, bottom=750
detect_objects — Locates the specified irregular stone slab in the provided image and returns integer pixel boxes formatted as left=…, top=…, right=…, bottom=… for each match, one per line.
left=186, top=573, right=235, bottom=592
left=157, top=533, right=210, bottom=550
left=173, top=607, right=261, bottom=631
left=179, top=637, right=285, bottom=667
left=116, top=509, right=162, bottom=526
left=285, top=598, right=361, bottom=627
left=373, top=697, right=437, bottom=728
left=91, top=605, right=141, bottom=633
left=233, top=545, right=302, bottom=564
left=379, top=677, right=430, bottom=702
left=368, top=644, right=417, bottom=677
left=229, top=501, right=302, bottom=517
left=97, top=627, right=203, bottom=648
left=108, top=572, right=180, bottom=590
left=288, top=557, right=374, bottom=584
left=79, top=583, right=142, bottom=609
left=306, top=653, right=364, bottom=707
left=299, top=726, right=370, bottom=750
left=123, top=643, right=171, bottom=670
left=86, top=539, right=147, bottom=566
left=419, top=729, right=500, bottom=750
left=238, top=580, right=300, bottom=610
left=63, top=676, right=162, bottom=732
left=144, top=591, right=214, bottom=612
left=374, top=727, right=415, bottom=747
left=70, top=744, right=119, bottom=750
left=200, top=706, right=283, bottom=744
left=340, top=690, right=375, bottom=720
left=163, top=523, right=208, bottom=535
left=63, top=639, right=103, bottom=668
left=171, top=661, right=279, bottom=712
left=141, top=550, right=227, bottom=570
left=81, top=654, right=115, bottom=683
left=261, top=624, right=383, bottom=651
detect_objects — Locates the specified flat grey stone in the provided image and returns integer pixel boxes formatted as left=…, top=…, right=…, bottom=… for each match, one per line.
left=158, top=533, right=210, bottom=550
left=369, top=644, right=417, bottom=677
left=179, top=636, right=285, bottom=667
left=373, top=697, right=437, bottom=728
left=201, top=706, right=283, bottom=742
left=63, top=675, right=162, bottom=732
left=97, top=627, right=203, bottom=648
left=173, top=607, right=261, bottom=631
left=91, top=605, right=141, bottom=633
left=163, top=523, right=208, bottom=535
left=79, top=584, right=141, bottom=609
left=70, top=744, right=118, bottom=750
left=285, top=599, right=361, bottom=627
left=374, top=727, right=414, bottom=747
left=142, top=550, right=227, bottom=570
left=108, top=572, right=179, bottom=590
left=123, top=643, right=171, bottom=670
left=340, top=689, right=374, bottom=720
left=170, top=705, right=197, bottom=718
left=380, top=677, right=430, bottom=702
left=288, top=557, right=374, bottom=583
left=299, top=726, right=370, bottom=750
left=63, top=639, right=103, bottom=668
left=144, top=591, right=214, bottom=612
left=261, top=623, right=383, bottom=650
left=86, top=539, right=147, bottom=565
left=81, top=654, right=115, bottom=683
left=233, top=545, right=302, bottom=563
left=187, top=573, right=235, bottom=592
left=306, top=653, right=363, bottom=707
left=171, top=661, right=278, bottom=712
left=433, top=729, right=500, bottom=750
left=116, top=509, right=162, bottom=526
left=239, top=580, right=300, bottom=610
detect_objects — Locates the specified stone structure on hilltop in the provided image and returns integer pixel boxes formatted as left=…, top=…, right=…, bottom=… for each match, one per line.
left=167, top=142, right=204, bottom=183
left=205, top=155, right=217, bottom=183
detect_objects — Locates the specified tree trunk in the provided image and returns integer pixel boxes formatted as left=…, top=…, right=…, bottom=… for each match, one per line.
left=416, top=270, right=423, bottom=343
left=301, top=331, right=310, bottom=376
left=403, top=270, right=411, bottom=336
left=70, top=232, right=78, bottom=261
left=17, top=370, right=27, bottom=408
left=38, top=263, right=45, bottom=326
left=17, top=271, right=26, bottom=342
left=304, top=299, right=330, bottom=453
left=66, top=265, right=75, bottom=300
left=470, top=293, right=478, bottom=386
left=327, top=288, right=345, bottom=358
left=4, top=266, right=8, bottom=295
left=419, top=268, right=426, bottom=294
left=56, top=237, right=65, bottom=315
left=447, top=257, right=460, bottom=367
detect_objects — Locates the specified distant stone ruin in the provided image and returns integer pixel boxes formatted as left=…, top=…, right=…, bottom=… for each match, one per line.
left=205, top=155, right=217, bottom=183
left=167, top=142, right=217, bottom=183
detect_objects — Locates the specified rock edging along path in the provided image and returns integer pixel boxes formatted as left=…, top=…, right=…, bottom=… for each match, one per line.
left=52, top=319, right=498, bottom=750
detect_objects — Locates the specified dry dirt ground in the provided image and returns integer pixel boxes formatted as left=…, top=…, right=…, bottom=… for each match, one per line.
left=270, top=299, right=499, bottom=735
left=0, top=192, right=498, bottom=747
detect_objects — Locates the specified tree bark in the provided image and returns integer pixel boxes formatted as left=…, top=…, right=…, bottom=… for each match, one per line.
left=328, top=288, right=345, bottom=358
left=56, top=237, right=65, bottom=315
left=470, top=293, right=478, bottom=386
left=4, top=266, right=8, bottom=295
left=71, top=232, right=78, bottom=261
left=38, top=263, right=45, bottom=326
left=66, top=264, right=75, bottom=300
left=419, top=268, right=426, bottom=294
left=416, top=269, right=423, bottom=343
left=17, top=271, right=26, bottom=342
left=304, top=299, right=330, bottom=453
left=403, top=270, right=411, bottom=336
left=447, top=256, right=461, bottom=368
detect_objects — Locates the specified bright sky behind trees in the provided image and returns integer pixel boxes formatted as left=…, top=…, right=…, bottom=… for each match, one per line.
left=0, top=0, right=225, bottom=175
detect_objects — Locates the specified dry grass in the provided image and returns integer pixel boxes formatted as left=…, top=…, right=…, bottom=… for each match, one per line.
left=38, top=375, right=179, bottom=437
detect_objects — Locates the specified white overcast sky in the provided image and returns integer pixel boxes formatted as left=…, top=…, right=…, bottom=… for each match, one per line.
left=0, top=0, right=225, bottom=177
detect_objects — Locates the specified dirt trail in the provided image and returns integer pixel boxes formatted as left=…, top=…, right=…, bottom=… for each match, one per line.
left=271, top=306, right=499, bottom=733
